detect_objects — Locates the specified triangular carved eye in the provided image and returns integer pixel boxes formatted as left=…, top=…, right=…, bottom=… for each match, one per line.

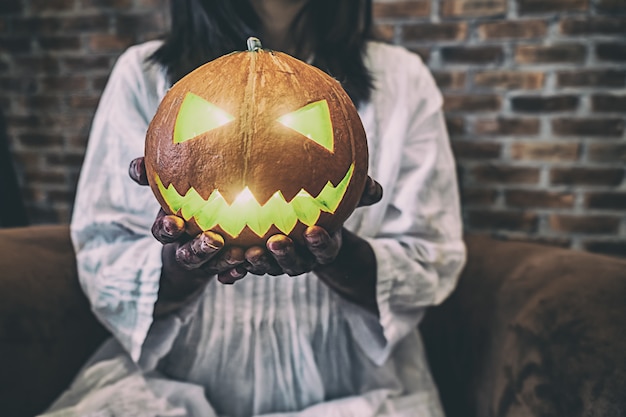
left=174, top=92, right=235, bottom=143
left=277, top=99, right=334, bottom=152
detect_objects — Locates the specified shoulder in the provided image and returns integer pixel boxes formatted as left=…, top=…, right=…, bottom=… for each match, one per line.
left=365, top=42, right=426, bottom=72
left=114, top=40, right=164, bottom=72
left=105, top=40, right=169, bottom=113
left=364, top=41, right=442, bottom=114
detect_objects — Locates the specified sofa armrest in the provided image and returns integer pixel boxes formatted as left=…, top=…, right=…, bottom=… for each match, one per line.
left=421, top=235, right=626, bottom=417
left=0, top=225, right=109, bottom=417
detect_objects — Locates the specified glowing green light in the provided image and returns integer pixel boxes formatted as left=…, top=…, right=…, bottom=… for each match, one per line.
left=174, top=92, right=234, bottom=144
left=155, top=164, right=354, bottom=238
left=278, top=100, right=334, bottom=152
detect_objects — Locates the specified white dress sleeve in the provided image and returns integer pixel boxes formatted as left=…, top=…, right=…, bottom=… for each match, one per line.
left=70, top=44, right=168, bottom=362
left=342, top=45, right=466, bottom=366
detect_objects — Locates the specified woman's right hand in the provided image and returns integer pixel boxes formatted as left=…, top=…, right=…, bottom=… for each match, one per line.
left=129, top=157, right=248, bottom=317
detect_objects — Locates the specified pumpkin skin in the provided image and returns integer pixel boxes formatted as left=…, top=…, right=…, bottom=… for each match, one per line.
left=145, top=40, right=369, bottom=247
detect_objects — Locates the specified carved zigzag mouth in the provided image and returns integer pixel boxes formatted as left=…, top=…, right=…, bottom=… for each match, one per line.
left=155, top=164, right=354, bottom=238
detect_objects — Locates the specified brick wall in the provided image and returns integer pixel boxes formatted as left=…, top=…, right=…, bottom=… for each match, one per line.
left=1, top=0, right=625, bottom=257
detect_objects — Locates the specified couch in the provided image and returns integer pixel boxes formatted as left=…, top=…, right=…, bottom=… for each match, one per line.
left=1, top=225, right=625, bottom=417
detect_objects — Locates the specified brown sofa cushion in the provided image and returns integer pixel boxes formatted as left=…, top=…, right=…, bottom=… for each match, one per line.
left=0, top=225, right=108, bottom=416
left=421, top=235, right=626, bottom=417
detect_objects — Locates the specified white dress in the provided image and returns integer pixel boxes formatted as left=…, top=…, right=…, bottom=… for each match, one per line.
left=45, top=40, right=466, bottom=417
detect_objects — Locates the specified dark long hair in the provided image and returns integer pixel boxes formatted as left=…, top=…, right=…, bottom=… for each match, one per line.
left=150, top=0, right=375, bottom=105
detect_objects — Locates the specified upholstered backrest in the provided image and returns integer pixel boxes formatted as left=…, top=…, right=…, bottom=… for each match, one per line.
left=421, top=235, right=626, bottom=417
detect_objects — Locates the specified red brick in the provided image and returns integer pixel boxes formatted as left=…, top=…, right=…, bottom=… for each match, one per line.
left=46, top=152, right=86, bottom=169
left=23, top=170, right=66, bottom=184
left=506, top=190, right=575, bottom=209
left=88, top=34, right=134, bottom=52
left=407, top=46, right=431, bottom=62
left=19, top=132, right=65, bottom=148
left=596, top=43, right=626, bottom=62
left=441, top=0, right=506, bottom=17
left=5, top=114, right=40, bottom=128
left=516, top=44, right=586, bottom=64
left=596, top=0, right=626, bottom=13
left=13, top=56, right=60, bottom=74
left=549, top=215, right=620, bottom=234
left=511, top=142, right=580, bottom=161
left=467, top=210, right=539, bottom=232
left=68, top=95, right=101, bottom=109
left=444, top=95, right=501, bottom=112
left=451, top=141, right=502, bottom=159
left=560, top=18, right=626, bottom=35
left=374, top=24, right=395, bottom=42
left=403, top=23, right=467, bottom=42
left=38, top=36, right=82, bottom=52
left=550, top=167, right=624, bottom=186
left=557, top=70, right=626, bottom=87
left=518, top=0, right=588, bottom=13
left=0, top=77, right=37, bottom=94
left=116, top=12, right=165, bottom=35
left=441, top=46, right=503, bottom=64
left=11, top=15, right=111, bottom=35
left=21, top=96, right=62, bottom=111
left=0, top=36, right=32, bottom=54
left=583, top=241, right=626, bottom=258
left=432, top=71, right=466, bottom=90
left=587, top=143, right=626, bottom=162
left=592, top=94, right=626, bottom=113
left=552, top=118, right=624, bottom=137
left=373, top=1, right=430, bottom=18
left=62, top=56, right=112, bottom=71
left=40, top=76, right=88, bottom=92
left=471, top=165, right=541, bottom=184
left=445, top=117, right=466, bottom=135
left=511, top=95, right=579, bottom=112
left=473, top=71, right=545, bottom=89
left=461, top=188, right=498, bottom=206
left=92, top=75, right=110, bottom=91
left=473, top=117, right=540, bottom=135
left=585, top=192, right=626, bottom=210
left=66, top=134, right=90, bottom=149
left=478, top=20, right=547, bottom=39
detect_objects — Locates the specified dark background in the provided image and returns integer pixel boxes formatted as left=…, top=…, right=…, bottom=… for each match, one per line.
left=0, top=0, right=624, bottom=257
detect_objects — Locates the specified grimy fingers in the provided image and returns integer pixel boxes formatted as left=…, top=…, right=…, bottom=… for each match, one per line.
left=129, top=157, right=149, bottom=186
left=358, top=176, right=383, bottom=207
left=217, top=265, right=248, bottom=285
left=151, top=209, right=186, bottom=244
left=244, top=246, right=283, bottom=276
left=266, top=235, right=314, bottom=276
left=175, top=231, right=224, bottom=270
left=304, top=226, right=341, bottom=265
left=202, top=246, right=246, bottom=274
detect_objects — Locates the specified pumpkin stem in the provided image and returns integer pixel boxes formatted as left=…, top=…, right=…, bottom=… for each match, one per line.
left=247, top=37, right=263, bottom=52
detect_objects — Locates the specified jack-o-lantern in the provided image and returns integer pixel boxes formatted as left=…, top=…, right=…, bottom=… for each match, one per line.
left=145, top=38, right=368, bottom=247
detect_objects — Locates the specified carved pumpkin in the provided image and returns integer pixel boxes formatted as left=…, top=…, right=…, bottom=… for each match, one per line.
left=145, top=38, right=368, bottom=247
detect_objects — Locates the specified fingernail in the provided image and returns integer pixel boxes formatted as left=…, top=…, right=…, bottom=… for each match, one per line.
left=267, top=240, right=287, bottom=256
left=162, top=219, right=174, bottom=237
left=305, top=230, right=323, bottom=246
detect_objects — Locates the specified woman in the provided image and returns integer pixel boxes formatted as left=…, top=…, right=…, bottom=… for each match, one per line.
left=46, top=0, right=466, bottom=416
